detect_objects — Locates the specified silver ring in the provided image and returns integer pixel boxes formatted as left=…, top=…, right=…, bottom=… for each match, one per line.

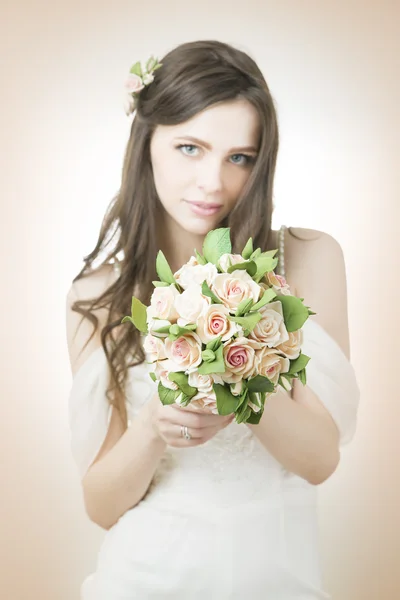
left=180, top=425, right=191, bottom=440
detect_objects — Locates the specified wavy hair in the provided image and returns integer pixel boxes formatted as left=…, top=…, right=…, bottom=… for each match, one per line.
left=71, top=39, right=280, bottom=427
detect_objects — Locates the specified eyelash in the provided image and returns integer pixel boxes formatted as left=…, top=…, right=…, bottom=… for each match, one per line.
left=175, top=144, right=256, bottom=166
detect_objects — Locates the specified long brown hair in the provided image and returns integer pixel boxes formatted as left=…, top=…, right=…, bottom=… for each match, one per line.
left=71, top=40, right=280, bottom=427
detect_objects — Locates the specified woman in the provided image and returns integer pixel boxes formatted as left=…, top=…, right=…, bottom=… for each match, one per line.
left=66, top=40, right=360, bottom=599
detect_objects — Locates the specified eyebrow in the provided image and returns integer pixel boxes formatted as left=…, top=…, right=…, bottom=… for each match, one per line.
left=174, top=135, right=258, bottom=153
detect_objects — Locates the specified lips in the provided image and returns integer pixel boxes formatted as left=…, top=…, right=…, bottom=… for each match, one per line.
left=186, top=200, right=222, bottom=209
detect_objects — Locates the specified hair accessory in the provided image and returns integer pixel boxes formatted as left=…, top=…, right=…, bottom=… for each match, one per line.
left=123, top=56, right=162, bottom=116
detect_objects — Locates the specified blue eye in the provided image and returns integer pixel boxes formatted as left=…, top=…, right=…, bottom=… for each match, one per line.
left=230, top=154, right=254, bottom=166
left=177, top=144, right=198, bottom=156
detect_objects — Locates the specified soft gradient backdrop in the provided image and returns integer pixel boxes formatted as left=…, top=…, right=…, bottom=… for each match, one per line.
left=1, top=1, right=399, bottom=598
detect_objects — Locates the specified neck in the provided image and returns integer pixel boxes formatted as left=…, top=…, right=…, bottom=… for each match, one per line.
left=156, top=210, right=206, bottom=274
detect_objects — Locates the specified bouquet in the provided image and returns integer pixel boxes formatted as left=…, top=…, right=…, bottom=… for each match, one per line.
left=121, top=228, right=315, bottom=424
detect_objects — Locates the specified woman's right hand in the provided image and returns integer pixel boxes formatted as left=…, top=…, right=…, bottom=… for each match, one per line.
left=145, top=393, right=234, bottom=447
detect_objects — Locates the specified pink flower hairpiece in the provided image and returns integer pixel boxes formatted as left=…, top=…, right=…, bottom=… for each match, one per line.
left=123, top=55, right=162, bottom=116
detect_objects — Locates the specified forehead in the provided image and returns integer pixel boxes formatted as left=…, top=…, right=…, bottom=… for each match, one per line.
left=152, top=99, right=260, bottom=149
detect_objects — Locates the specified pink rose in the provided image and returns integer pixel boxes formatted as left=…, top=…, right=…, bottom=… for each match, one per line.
left=218, top=253, right=245, bottom=272
left=196, top=304, right=239, bottom=344
left=221, top=337, right=261, bottom=384
left=154, top=359, right=180, bottom=390
left=174, top=284, right=210, bottom=326
left=255, top=347, right=290, bottom=385
left=266, top=271, right=292, bottom=296
left=124, top=73, right=145, bottom=94
left=189, top=390, right=219, bottom=414
left=164, top=332, right=202, bottom=372
left=174, top=259, right=218, bottom=290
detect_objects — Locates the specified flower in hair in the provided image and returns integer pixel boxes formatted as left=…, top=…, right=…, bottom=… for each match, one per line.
left=123, top=55, right=162, bottom=116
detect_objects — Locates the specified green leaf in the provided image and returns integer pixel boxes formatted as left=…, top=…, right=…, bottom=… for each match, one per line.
left=236, top=297, right=254, bottom=317
left=202, top=228, right=232, bottom=265
left=121, top=315, right=133, bottom=325
left=298, top=369, right=307, bottom=385
left=129, top=296, right=148, bottom=333
left=158, top=382, right=179, bottom=405
left=250, top=248, right=261, bottom=260
left=167, top=372, right=197, bottom=398
left=149, top=372, right=157, bottom=382
left=247, top=375, right=275, bottom=393
left=129, top=61, right=143, bottom=77
left=168, top=324, right=197, bottom=337
left=228, top=311, right=263, bottom=333
left=156, top=251, right=177, bottom=285
left=236, top=403, right=252, bottom=424
left=235, top=388, right=249, bottom=411
left=201, top=281, right=223, bottom=304
left=206, top=336, right=222, bottom=352
left=253, top=255, right=278, bottom=282
left=152, top=281, right=170, bottom=287
left=213, top=383, right=241, bottom=415
left=251, top=287, right=277, bottom=311
left=277, top=294, right=310, bottom=332
left=246, top=410, right=263, bottom=424
left=198, top=344, right=225, bottom=374
left=194, top=249, right=207, bottom=265
left=153, top=323, right=172, bottom=334
left=227, top=260, right=257, bottom=277
left=202, top=349, right=216, bottom=363
left=288, top=352, right=311, bottom=374
left=307, top=308, right=317, bottom=316
left=242, top=237, right=254, bottom=260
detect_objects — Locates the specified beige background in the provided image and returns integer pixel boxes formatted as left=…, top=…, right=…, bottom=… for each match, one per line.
left=1, top=1, right=399, bottom=598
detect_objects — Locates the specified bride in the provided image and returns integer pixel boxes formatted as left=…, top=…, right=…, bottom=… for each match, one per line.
left=66, top=39, right=360, bottom=599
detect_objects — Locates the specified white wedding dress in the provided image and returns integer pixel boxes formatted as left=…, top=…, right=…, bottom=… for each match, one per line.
left=68, top=226, right=360, bottom=599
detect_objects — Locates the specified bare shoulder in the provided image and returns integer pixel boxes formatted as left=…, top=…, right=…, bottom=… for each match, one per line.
left=66, top=263, right=118, bottom=376
left=284, top=227, right=350, bottom=359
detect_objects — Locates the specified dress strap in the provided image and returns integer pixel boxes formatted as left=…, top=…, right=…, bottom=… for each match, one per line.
left=277, top=225, right=287, bottom=278
left=113, top=256, right=122, bottom=277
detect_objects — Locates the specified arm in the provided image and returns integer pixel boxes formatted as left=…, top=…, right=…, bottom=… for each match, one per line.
left=66, top=272, right=167, bottom=530
left=81, top=401, right=167, bottom=530
left=247, top=230, right=350, bottom=484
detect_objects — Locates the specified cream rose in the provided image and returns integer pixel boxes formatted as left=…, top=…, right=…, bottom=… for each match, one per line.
left=174, top=258, right=218, bottom=290
left=249, top=300, right=289, bottom=347
left=218, top=253, right=244, bottom=272
left=143, top=334, right=167, bottom=362
left=174, top=284, right=210, bottom=326
left=255, top=346, right=290, bottom=385
left=189, top=390, right=219, bottom=414
left=124, top=73, right=145, bottom=94
left=266, top=271, right=292, bottom=296
left=196, top=303, right=239, bottom=344
left=154, top=359, right=180, bottom=390
left=211, top=270, right=261, bottom=312
left=221, top=337, right=262, bottom=384
left=147, top=285, right=180, bottom=322
left=187, top=371, right=214, bottom=394
left=276, top=329, right=303, bottom=360
left=164, top=332, right=202, bottom=372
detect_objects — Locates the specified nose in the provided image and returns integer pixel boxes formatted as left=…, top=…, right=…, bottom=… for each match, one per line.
left=196, top=157, right=224, bottom=195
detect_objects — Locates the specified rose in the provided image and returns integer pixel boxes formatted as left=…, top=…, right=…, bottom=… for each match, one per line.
left=196, top=304, right=239, bottom=344
left=123, top=93, right=135, bottom=116
left=143, top=334, right=167, bottom=362
left=189, top=390, right=219, bottom=414
left=255, top=346, right=290, bottom=385
left=187, top=371, right=214, bottom=394
left=174, top=284, right=210, bottom=326
left=147, top=285, right=180, bottom=322
left=124, top=73, right=145, bottom=94
left=154, top=359, right=180, bottom=390
left=276, top=329, right=303, bottom=360
left=174, top=259, right=218, bottom=290
left=212, top=270, right=261, bottom=312
left=266, top=271, right=292, bottom=296
left=221, top=337, right=262, bottom=384
left=249, top=300, right=290, bottom=347
left=218, top=253, right=245, bottom=272
left=164, top=332, right=202, bottom=372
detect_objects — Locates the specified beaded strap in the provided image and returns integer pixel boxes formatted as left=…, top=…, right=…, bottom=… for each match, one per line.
left=277, top=225, right=287, bottom=278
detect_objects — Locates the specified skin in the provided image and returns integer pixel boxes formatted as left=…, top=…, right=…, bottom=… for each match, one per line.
left=150, top=98, right=261, bottom=273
